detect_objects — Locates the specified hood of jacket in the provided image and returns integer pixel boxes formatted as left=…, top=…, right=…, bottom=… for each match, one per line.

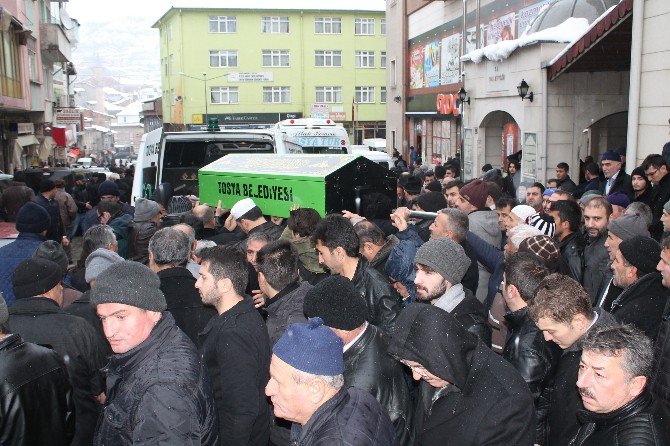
left=468, top=210, right=501, bottom=245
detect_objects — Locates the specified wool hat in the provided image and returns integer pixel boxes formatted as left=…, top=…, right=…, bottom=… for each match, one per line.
left=607, top=214, right=650, bottom=240
left=133, top=198, right=162, bottom=222
left=528, top=212, right=555, bottom=238
left=414, top=238, right=469, bottom=285
left=39, top=179, right=56, bottom=193
left=416, top=191, right=448, bottom=213
left=665, top=199, right=670, bottom=214
left=15, top=202, right=51, bottom=234
left=273, top=317, right=344, bottom=376
left=12, top=258, right=62, bottom=299
left=90, top=260, right=167, bottom=312
left=631, top=166, right=647, bottom=181
left=607, top=192, right=630, bottom=209
left=619, top=235, right=661, bottom=275
left=303, top=276, right=367, bottom=330
left=0, top=294, right=7, bottom=325
left=543, top=188, right=557, bottom=197
left=403, top=176, right=422, bottom=195
left=459, top=179, right=488, bottom=210
left=33, top=240, right=69, bottom=276
left=518, top=235, right=561, bottom=272
left=511, top=205, right=536, bottom=224
left=85, top=248, right=124, bottom=283
left=230, top=198, right=257, bottom=220
left=97, top=180, right=120, bottom=198
left=601, top=150, right=621, bottom=162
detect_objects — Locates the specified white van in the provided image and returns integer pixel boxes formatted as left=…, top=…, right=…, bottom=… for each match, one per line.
left=350, top=145, right=393, bottom=169
left=273, top=118, right=350, bottom=154
left=77, top=157, right=93, bottom=168
left=362, top=138, right=387, bottom=153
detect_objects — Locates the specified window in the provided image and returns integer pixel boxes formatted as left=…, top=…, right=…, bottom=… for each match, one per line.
left=355, top=51, right=375, bottom=68
left=262, top=16, right=289, bottom=33
left=211, top=86, right=239, bottom=104
left=381, top=51, right=386, bottom=68
left=390, top=59, right=397, bottom=87
left=314, top=50, right=342, bottom=67
left=262, top=50, right=290, bottom=67
left=263, top=86, right=290, bottom=103
left=315, top=17, right=342, bottom=34
left=315, top=87, right=342, bottom=103
left=381, top=19, right=386, bottom=35
left=209, top=50, right=238, bottom=68
left=381, top=87, right=387, bottom=103
left=169, top=54, right=174, bottom=75
left=28, top=49, right=39, bottom=81
left=355, top=18, right=375, bottom=35
left=209, top=16, right=237, bottom=33
left=355, top=87, right=375, bottom=103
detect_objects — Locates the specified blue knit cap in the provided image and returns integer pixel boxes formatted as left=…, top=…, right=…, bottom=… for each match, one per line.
left=273, top=317, right=344, bottom=376
left=601, top=150, right=621, bottom=162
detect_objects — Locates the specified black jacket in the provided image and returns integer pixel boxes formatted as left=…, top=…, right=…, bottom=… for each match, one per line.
left=449, top=287, right=492, bottom=347
left=599, top=171, right=634, bottom=201
left=289, top=387, right=396, bottom=446
left=582, top=231, right=610, bottom=302
left=388, top=303, right=536, bottom=446
left=65, top=289, right=114, bottom=357
left=95, top=313, right=219, bottom=446
left=651, top=300, right=670, bottom=416
left=350, top=257, right=403, bottom=333
left=9, top=297, right=108, bottom=446
left=649, top=173, right=670, bottom=240
left=574, top=178, right=600, bottom=199
left=0, top=333, right=75, bottom=446
left=570, top=391, right=670, bottom=446
left=265, top=280, right=310, bottom=346
left=558, top=231, right=585, bottom=283
left=611, top=272, right=669, bottom=340
left=343, top=324, right=413, bottom=445
left=462, top=240, right=480, bottom=297
left=32, top=193, right=64, bottom=241
left=557, top=176, right=577, bottom=193
left=369, top=236, right=399, bottom=277
left=199, top=299, right=271, bottom=446
left=157, top=266, right=216, bottom=347
left=127, top=220, right=159, bottom=264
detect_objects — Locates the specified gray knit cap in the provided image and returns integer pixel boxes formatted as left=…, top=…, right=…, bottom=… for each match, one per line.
left=133, top=198, right=162, bottom=222
left=607, top=214, right=650, bottom=240
left=85, top=248, right=124, bottom=283
left=90, top=260, right=167, bottom=311
left=413, top=238, right=469, bottom=285
left=0, top=293, right=8, bottom=325
left=664, top=199, right=670, bottom=214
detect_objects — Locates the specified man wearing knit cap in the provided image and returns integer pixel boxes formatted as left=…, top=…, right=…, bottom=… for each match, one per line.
left=91, top=260, right=219, bottom=445
left=303, top=276, right=413, bottom=445
left=599, top=149, right=633, bottom=199
left=32, top=178, right=65, bottom=242
left=9, top=258, right=108, bottom=445
left=506, top=204, right=536, bottom=231
left=224, top=197, right=283, bottom=251
left=609, top=235, right=668, bottom=339
left=127, top=197, right=162, bottom=264
left=33, top=239, right=82, bottom=307
left=413, top=238, right=491, bottom=345
left=81, top=179, right=134, bottom=236
left=266, top=318, right=395, bottom=445
left=606, top=191, right=629, bottom=220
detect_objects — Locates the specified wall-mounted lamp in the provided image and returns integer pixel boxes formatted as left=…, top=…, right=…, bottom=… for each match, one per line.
left=393, top=96, right=402, bottom=103
left=457, top=87, right=470, bottom=105
left=517, top=79, right=534, bottom=102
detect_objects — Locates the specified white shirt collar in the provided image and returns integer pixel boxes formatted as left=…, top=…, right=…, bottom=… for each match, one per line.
left=343, top=322, right=368, bottom=353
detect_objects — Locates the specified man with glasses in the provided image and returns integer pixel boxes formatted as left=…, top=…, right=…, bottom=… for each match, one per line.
left=642, top=154, right=670, bottom=240
left=599, top=150, right=633, bottom=200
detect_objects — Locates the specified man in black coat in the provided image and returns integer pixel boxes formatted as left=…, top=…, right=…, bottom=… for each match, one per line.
left=304, top=275, right=413, bottom=445
left=32, top=179, right=65, bottom=242
left=642, top=154, right=670, bottom=240
left=196, top=246, right=271, bottom=446
left=598, top=150, right=633, bottom=200
left=550, top=200, right=585, bottom=283
left=388, top=303, right=535, bottom=445
left=149, top=227, right=216, bottom=347
left=354, top=220, right=399, bottom=277
left=582, top=197, right=612, bottom=301
left=651, top=237, right=670, bottom=420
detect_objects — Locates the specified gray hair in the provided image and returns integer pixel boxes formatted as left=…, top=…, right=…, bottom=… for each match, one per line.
left=581, top=324, right=654, bottom=379
left=198, top=206, right=215, bottom=223
left=624, top=202, right=652, bottom=228
left=437, top=208, right=469, bottom=243
left=149, top=227, right=191, bottom=266
left=292, top=370, right=344, bottom=390
left=194, top=240, right=217, bottom=256
left=84, top=224, right=117, bottom=249
left=247, top=231, right=272, bottom=245
left=509, top=224, right=543, bottom=249
left=173, top=223, right=196, bottom=248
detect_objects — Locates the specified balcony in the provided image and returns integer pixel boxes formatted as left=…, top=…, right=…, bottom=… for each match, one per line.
left=40, top=23, right=72, bottom=63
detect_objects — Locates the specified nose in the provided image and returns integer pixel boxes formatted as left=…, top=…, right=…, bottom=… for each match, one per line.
left=576, top=368, right=592, bottom=389
left=318, top=252, right=324, bottom=265
left=658, top=259, right=664, bottom=272
left=543, top=331, right=552, bottom=342
left=265, top=379, right=275, bottom=397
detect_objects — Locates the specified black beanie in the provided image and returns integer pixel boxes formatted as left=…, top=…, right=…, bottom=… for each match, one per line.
left=416, top=191, right=448, bottom=213
left=33, top=240, right=69, bottom=276
left=39, top=179, right=56, bottom=193
left=303, top=275, right=367, bottom=330
left=13, top=258, right=62, bottom=299
left=15, top=202, right=50, bottom=234
left=619, top=235, right=661, bottom=276
left=425, top=179, right=442, bottom=192
left=404, top=176, right=422, bottom=195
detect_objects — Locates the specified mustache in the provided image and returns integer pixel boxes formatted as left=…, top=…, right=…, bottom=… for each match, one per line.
left=579, top=388, right=596, bottom=400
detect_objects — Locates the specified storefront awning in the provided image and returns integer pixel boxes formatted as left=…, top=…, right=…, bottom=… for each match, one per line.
left=16, top=135, right=39, bottom=147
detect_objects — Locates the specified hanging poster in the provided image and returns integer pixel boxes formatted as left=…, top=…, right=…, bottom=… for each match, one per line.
left=521, top=132, right=537, bottom=183
left=486, top=12, right=516, bottom=46
left=465, top=26, right=478, bottom=55
left=410, top=45, right=425, bottom=90
left=518, top=0, right=550, bottom=36
left=463, top=128, right=474, bottom=181
left=423, top=41, right=440, bottom=88
left=440, top=34, right=461, bottom=86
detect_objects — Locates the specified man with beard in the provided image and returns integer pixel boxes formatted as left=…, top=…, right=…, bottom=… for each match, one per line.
left=526, top=182, right=545, bottom=213
left=582, top=197, right=613, bottom=301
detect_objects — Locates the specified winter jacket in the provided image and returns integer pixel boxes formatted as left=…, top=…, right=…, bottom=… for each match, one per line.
left=610, top=272, right=669, bottom=340
left=343, top=324, right=414, bottom=446
left=558, top=231, right=585, bottom=283
left=279, top=227, right=326, bottom=284
left=651, top=299, right=670, bottom=416
left=466, top=231, right=504, bottom=309
left=1, top=181, right=35, bottom=221
left=108, top=212, right=133, bottom=258
left=599, top=171, right=634, bottom=201
left=9, top=297, right=108, bottom=446
left=71, top=184, right=89, bottom=213
left=81, top=202, right=134, bottom=237
left=434, top=284, right=492, bottom=347
left=126, top=220, right=159, bottom=264
left=65, top=290, right=113, bottom=357
left=461, top=239, right=481, bottom=298
left=582, top=231, right=610, bottom=301
left=350, top=256, right=403, bottom=333
left=265, top=280, right=310, bottom=346
left=198, top=299, right=270, bottom=446
left=574, top=178, right=600, bottom=199
left=468, top=210, right=502, bottom=303
left=570, top=391, right=670, bottom=446
left=289, top=387, right=396, bottom=446
left=0, top=333, right=75, bottom=446
left=33, top=193, right=64, bottom=242
left=0, top=232, right=46, bottom=305
left=634, top=188, right=654, bottom=206
left=557, top=176, right=577, bottom=194
left=157, top=266, right=217, bottom=347
left=55, top=189, right=77, bottom=229
left=488, top=291, right=508, bottom=354
left=95, top=313, right=219, bottom=446
left=388, top=303, right=536, bottom=446
left=649, top=173, right=670, bottom=240
left=369, top=235, right=399, bottom=277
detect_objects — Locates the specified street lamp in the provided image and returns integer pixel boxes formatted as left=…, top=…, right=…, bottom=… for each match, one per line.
left=457, top=87, right=470, bottom=105
left=517, top=79, right=534, bottom=102
left=178, top=71, right=231, bottom=125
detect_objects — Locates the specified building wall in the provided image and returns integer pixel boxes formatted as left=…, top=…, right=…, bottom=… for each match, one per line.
left=385, top=0, right=406, bottom=153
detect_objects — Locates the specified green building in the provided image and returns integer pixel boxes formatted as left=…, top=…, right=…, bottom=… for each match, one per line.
left=152, top=1, right=387, bottom=142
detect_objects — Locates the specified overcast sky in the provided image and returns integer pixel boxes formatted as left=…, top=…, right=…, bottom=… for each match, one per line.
left=67, top=0, right=168, bottom=24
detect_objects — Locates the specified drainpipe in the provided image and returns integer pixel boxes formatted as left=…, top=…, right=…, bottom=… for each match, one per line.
left=625, top=0, right=643, bottom=172
left=541, top=65, right=548, bottom=184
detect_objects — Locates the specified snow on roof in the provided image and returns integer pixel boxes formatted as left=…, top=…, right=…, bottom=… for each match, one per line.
left=103, top=87, right=127, bottom=96
left=105, top=102, right=125, bottom=111
left=85, top=125, right=111, bottom=133
left=117, top=101, right=143, bottom=116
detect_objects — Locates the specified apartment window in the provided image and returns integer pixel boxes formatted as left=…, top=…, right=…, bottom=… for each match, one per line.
left=28, top=49, right=39, bottom=81
left=262, top=50, right=290, bottom=67
left=390, top=59, right=397, bottom=87
left=381, top=19, right=386, bottom=35
left=355, top=51, right=375, bottom=68
left=381, top=52, right=386, bottom=68
left=381, top=87, right=387, bottom=103
left=209, top=50, right=238, bottom=68
left=263, top=86, right=291, bottom=103
left=355, top=87, right=375, bottom=103
left=262, top=16, right=289, bottom=34
left=211, top=86, right=239, bottom=104
left=355, top=18, right=375, bottom=35
left=315, top=17, right=342, bottom=34
left=315, top=87, right=342, bottom=103
left=315, top=50, right=342, bottom=67
left=209, top=16, right=237, bottom=33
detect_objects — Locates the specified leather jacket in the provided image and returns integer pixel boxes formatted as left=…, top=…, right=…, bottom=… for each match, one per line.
left=570, top=391, right=670, bottom=445
left=558, top=231, right=585, bottom=283
left=350, top=257, right=403, bottom=333
left=127, top=220, right=159, bottom=264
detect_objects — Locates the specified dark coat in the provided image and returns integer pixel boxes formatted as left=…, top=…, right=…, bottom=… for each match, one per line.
left=582, top=231, right=610, bottom=302
left=32, top=193, right=64, bottom=242
left=65, top=289, right=113, bottom=357
left=126, top=220, right=159, bottom=264
left=574, top=178, right=600, bottom=199
left=634, top=188, right=654, bottom=206
left=289, top=387, right=396, bottom=446
left=598, top=171, right=634, bottom=201
left=9, top=297, right=108, bottom=446
left=369, top=235, right=399, bottom=277
left=0, top=333, right=75, bottom=446
left=108, top=212, right=133, bottom=258
left=557, top=176, right=577, bottom=194
left=570, top=391, right=670, bottom=446
left=558, top=231, right=585, bottom=283
left=0, top=181, right=34, bottom=221
left=265, top=280, right=310, bottom=346
left=95, top=313, right=218, bottom=445
left=649, top=173, right=670, bottom=240
left=389, top=303, right=536, bottom=446
left=350, top=257, right=403, bottom=333
left=199, top=299, right=271, bottom=446
left=611, top=272, right=669, bottom=340
left=157, top=266, right=217, bottom=347
left=461, top=239, right=481, bottom=298
left=344, top=324, right=413, bottom=446
left=450, top=287, right=492, bottom=347
left=651, top=299, right=670, bottom=416
left=0, top=232, right=46, bottom=305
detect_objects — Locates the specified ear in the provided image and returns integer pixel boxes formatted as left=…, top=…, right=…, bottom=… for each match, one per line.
left=216, top=277, right=234, bottom=295
left=306, top=377, right=327, bottom=405
left=333, top=246, right=347, bottom=260
left=628, top=375, right=647, bottom=399
left=506, top=283, right=522, bottom=301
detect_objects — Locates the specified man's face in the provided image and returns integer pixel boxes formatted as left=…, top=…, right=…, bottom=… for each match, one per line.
left=611, top=250, right=635, bottom=288
left=195, top=262, right=221, bottom=307
left=583, top=205, right=608, bottom=238
left=402, top=359, right=450, bottom=388
left=99, top=194, right=119, bottom=203
left=508, top=163, right=517, bottom=174
left=601, top=160, right=622, bottom=179
left=542, top=196, right=553, bottom=214
left=315, top=240, right=342, bottom=274
left=423, top=175, right=434, bottom=188
left=444, top=169, right=455, bottom=179
left=662, top=210, right=670, bottom=233
left=496, top=205, right=511, bottom=231
left=610, top=205, right=625, bottom=221
left=265, top=355, right=312, bottom=424
left=414, top=264, right=448, bottom=302
left=453, top=195, right=472, bottom=214
left=429, top=213, right=451, bottom=239
left=526, top=187, right=543, bottom=211
left=444, top=186, right=460, bottom=208
left=536, top=316, right=583, bottom=349
left=645, top=165, right=668, bottom=187
left=604, top=232, right=622, bottom=261
left=550, top=210, right=566, bottom=238
left=504, top=212, right=522, bottom=231
left=556, top=167, right=568, bottom=180
left=657, top=248, right=670, bottom=288
left=97, top=303, right=159, bottom=354
left=246, top=239, right=267, bottom=268
left=577, top=350, right=643, bottom=413
left=631, top=175, right=647, bottom=192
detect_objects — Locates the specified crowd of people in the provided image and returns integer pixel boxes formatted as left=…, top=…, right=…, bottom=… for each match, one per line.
left=1, top=147, right=670, bottom=446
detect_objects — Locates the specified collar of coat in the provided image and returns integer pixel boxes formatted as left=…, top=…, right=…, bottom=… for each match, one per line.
left=576, top=390, right=652, bottom=427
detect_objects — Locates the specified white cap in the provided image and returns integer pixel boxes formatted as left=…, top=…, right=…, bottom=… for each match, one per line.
left=511, top=205, right=536, bottom=224
left=231, top=198, right=257, bottom=220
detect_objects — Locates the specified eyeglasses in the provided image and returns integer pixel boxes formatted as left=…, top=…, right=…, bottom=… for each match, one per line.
left=646, top=169, right=659, bottom=179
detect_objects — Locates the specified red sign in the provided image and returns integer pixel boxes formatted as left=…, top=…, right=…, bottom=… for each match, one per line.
left=436, top=93, right=460, bottom=116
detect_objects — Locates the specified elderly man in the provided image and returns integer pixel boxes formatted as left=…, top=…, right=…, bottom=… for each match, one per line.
left=127, top=197, right=162, bottom=264
left=571, top=325, right=670, bottom=445
left=353, top=220, right=399, bottom=276
left=265, top=318, right=395, bottom=445
left=224, top=198, right=283, bottom=249
left=599, top=150, right=633, bottom=199
left=606, top=192, right=629, bottom=221
left=92, top=261, right=219, bottom=445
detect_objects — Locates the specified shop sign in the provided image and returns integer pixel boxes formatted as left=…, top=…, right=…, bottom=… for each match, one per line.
left=486, top=61, right=511, bottom=92
left=311, top=104, right=330, bottom=119
left=435, top=93, right=460, bottom=116
left=329, top=112, right=346, bottom=121
left=227, top=72, right=274, bottom=82
left=17, top=123, right=34, bottom=134
left=55, top=108, right=82, bottom=125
